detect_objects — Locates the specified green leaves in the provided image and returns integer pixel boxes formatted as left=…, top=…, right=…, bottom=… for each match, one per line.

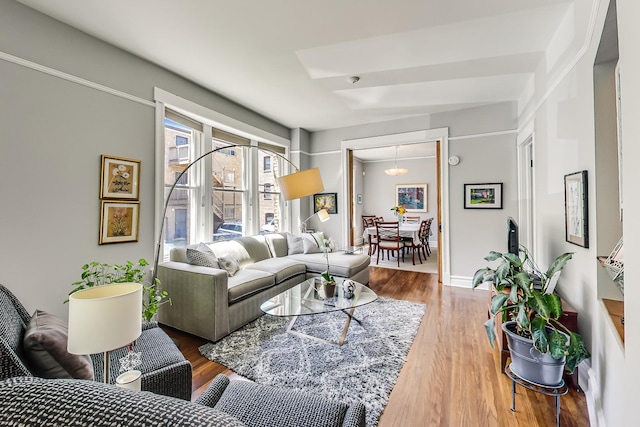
left=545, top=252, right=574, bottom=281
left=565, top=332, right=590, bottom=374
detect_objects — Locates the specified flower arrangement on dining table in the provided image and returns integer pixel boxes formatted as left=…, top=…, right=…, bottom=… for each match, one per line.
left=390, top=205, right=406, bottom=216
left=320, top=237, right=336, bottom=285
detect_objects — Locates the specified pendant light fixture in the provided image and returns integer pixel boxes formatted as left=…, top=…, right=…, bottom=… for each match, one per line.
left=384, top=146, right=408, bottom=176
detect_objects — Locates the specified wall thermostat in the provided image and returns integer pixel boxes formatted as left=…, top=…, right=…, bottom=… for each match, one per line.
left=448, top=155, right=460, bottom=166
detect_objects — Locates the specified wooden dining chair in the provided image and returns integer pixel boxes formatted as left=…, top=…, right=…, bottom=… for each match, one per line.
left=403, top=216, right=420, bottom=223
left=362, top=215, right=378, bottom=256
left=421, top=218, right=433, bottom=257
left=403, top=220, right=427, bottom=265
left=375, top=221, right=404, bottom=267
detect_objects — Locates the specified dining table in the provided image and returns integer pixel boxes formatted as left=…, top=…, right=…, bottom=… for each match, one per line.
left=363, top=221, right=421, bottom=245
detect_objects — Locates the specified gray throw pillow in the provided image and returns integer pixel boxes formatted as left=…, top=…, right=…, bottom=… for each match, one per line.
left=286, top=233, right=304, bottom=255
left=217, top=255, right=240, bottom=277
left=186, top=243, right=220, bottom=268
left=302, top=234, right=322, bottom=254
left=23, top=309, right=94, bottom=380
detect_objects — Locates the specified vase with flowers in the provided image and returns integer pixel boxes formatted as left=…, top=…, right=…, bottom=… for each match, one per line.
left=391, top=205, right=406, bottom=223
left=320, top=237, right=337, bottom=298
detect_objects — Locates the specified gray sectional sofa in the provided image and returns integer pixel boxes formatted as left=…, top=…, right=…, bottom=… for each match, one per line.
left=157, top=232, right=370, bottom=342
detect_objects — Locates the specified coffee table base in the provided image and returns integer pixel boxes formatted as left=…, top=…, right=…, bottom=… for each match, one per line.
left=286, top=307, right=361, bottom=346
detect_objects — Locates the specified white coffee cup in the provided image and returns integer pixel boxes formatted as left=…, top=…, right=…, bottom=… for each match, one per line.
left=115, top=370, right=142, bottom=392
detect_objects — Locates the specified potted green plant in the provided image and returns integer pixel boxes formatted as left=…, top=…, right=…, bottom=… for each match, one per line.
left=320, top=237, right=337, bottom=298
left=472, top=247, right=590, bottom=386
left=69, top=258, right=171, bottom=322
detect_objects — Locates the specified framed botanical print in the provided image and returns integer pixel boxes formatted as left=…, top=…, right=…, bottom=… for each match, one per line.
left=314, top=193, right=337, bottom=214
left=564, top=171, right=589, bottom=248
left=99, top=201, right=140, bottom=244
left=464, top=183, right=503, bottom=209
left=396, top=184, right=427, bottom=212
left=100, top=155, right=140, bottom=200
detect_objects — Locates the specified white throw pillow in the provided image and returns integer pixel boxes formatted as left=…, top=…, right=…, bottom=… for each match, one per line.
left=286, top=233, right=304, bottom=255
left=217, top=255, right=240, bottom=277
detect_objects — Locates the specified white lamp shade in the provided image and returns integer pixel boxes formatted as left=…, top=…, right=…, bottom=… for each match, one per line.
left=67, top=283, right=142, bottom=355
left=317, top=209, right=330, bottom=222
left=277, top=167, right=324, bottom=200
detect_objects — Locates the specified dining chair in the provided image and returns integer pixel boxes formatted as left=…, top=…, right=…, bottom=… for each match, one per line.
left=404, top=229, right=423, bottom=265
left=421, top=218, right=433, bottom=257
left=404, top=216, right=420, bottom=223
left=362, top=215, right=378, bottom=256
left=375, top=221, right=404, bottom=267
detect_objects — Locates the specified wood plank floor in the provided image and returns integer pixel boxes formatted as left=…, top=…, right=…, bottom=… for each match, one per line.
left=162, top=267, right=590, bottom=427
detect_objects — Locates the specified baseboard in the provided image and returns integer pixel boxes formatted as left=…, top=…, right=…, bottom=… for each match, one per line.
left=448, top=275, right=479, bottom=289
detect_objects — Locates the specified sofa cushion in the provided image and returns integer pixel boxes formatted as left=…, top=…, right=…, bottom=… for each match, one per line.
left=245, top=258, right=306, bottom=284
left=288, top=252, right=371, bottom=279
left=209, top=237, right=271, bottom=269
left=227, top=270, right=275, bottom=304
left=186, top=243, right=220, bottom=269
left=264, top=233, right=288, bottom=258
left=218, top=256, right=240, bottom=277
left=23, top=310, right=94, bottom=380
left=285, top=233, right=304, bottom=255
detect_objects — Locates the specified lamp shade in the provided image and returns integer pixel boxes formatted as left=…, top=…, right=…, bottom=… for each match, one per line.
left=277, top=167, right=324, bottom=200
left=317, top=209, right=330, bottom=222
left=67, top=283, right=142, bottom=355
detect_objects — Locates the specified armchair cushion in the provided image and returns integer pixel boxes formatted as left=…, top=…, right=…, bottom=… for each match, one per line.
left=23, top=310, right=94, bottom=380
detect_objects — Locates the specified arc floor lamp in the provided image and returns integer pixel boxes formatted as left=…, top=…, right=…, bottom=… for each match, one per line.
left=151, top=144, right=325, bottom=284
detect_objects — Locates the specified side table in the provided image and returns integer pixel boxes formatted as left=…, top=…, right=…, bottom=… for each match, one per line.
left=505, top=364, right=568, bottom=427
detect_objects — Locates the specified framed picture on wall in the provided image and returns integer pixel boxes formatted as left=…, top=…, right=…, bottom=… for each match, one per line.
left=564, top=170, right=589, bottom=248
left=463, top=183, right=503, bottom=209
left=395, top=184, right=427, bottom=212
left=314, top=193, right=338, bottom=214
left=100, top=155, right=141, bottom=200
left=99, top=201, right=140, bottom=244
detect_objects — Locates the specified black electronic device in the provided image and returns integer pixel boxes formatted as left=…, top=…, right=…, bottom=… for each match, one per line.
left=507, top=217, right=519, bottom=256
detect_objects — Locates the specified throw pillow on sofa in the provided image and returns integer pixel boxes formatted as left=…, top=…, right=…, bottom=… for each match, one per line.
left=186, top=243, right=220, bottom=269
left=285, top=233, right=305, bottom=255
left=301, top=232, right=326, bottom=254
left=23, top=309, right=94, bottom=380
left=217, top=255, right=240, bottom=277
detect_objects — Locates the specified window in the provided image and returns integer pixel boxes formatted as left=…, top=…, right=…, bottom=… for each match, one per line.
left=160, top=107, right=286, bottom=260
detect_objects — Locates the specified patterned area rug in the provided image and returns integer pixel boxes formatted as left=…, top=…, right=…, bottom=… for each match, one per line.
left=199, top=297, right=426, bottom=427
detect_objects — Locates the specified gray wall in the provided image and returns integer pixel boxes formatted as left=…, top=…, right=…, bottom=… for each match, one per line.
left=0, top=0, right=288, bottom=319
left=309, top=102, right=518, bottom=282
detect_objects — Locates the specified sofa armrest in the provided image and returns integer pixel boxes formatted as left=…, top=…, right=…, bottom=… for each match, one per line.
left=194, top=374, right=230, bottom=407
left=157, top=261, right=231, bottom=342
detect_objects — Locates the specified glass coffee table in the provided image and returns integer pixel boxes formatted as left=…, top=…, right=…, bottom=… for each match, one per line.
left=260, top=278, right=377, bottom=346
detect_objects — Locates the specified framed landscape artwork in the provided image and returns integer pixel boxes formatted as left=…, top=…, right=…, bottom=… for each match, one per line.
left=395, top=184, right=427, bottom=212
left=464, top=183, right=503, bottom=209
left=99, top=201, right=140, bottom=244
left=314, top=193, right=338, bottom=214
left=564, top=170, right=589, bottom=248
left=100, top=155, right=141, bottom=200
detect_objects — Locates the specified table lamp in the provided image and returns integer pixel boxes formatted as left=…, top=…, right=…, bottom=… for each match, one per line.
left=67, top=283, right=143, bottom=384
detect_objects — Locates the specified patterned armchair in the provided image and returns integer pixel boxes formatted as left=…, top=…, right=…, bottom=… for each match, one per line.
left=0, top=284, right=192, bottom=400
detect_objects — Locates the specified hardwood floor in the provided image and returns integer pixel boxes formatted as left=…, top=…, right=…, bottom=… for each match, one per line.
left=162, top=267, right=590, bottom=426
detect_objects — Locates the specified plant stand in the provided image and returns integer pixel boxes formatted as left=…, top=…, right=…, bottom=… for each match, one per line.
left=505, top=364, right=568, bottom=427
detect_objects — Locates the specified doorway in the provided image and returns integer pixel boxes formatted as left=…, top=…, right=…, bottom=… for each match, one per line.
left=341, top=129, right=449, bottom=283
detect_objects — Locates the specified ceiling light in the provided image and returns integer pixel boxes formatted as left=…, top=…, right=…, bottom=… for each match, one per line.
left=385, top=146, right=408, bottom=176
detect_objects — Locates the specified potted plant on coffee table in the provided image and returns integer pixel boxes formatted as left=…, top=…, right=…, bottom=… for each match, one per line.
left=472, top=247, right=590, bottom=386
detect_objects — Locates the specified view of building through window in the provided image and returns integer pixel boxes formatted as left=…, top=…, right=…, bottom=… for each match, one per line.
left=162, top=117, right=283, bottom=260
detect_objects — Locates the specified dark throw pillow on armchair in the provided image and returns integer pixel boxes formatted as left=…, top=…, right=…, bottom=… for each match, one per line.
left=23, top=309, right=94, bottom=380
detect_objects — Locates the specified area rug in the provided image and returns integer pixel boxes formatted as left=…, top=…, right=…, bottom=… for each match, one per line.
left=370, top=248, right=438, bottom=273
left=199, top=296, right=426, bottom=427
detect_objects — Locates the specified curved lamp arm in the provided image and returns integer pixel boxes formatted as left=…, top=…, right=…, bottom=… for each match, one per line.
left=152, top=143, right=323, bottom=284
left=299, top=209, right=330, bottom=233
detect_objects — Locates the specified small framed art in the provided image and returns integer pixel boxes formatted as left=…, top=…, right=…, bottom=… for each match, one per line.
left=99, top=201, right=140, bottom=244
left=395, top=184, right=427, bottom=212
left=314, top=193, right=338, bottom=214
left=100, top=155, right=141, bottom=200
left=564, top=170, right=589, bottom=248
left=464, top=183, right=503, bottom=209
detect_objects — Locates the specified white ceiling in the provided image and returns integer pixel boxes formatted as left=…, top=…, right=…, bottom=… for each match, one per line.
left=17, top=0, right=571, bottom=132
